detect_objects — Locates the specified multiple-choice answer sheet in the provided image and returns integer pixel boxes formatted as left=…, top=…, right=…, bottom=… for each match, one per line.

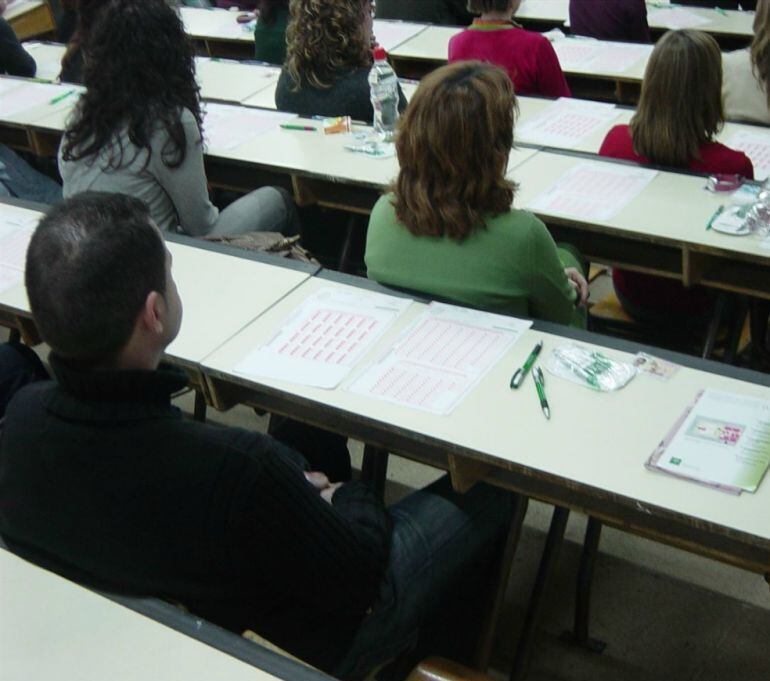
left=528, top=161, right=657, bottom=221
left=517, top=98, right=620, bottom=149
left=552, top=40, right=652, bottom=75
left=0, top=210, right=39, bottom=295
left=725, top=130, right=770, bottom=182
left=647, top=7, right=710, bottom=30
left=233, top=287, right=412, bottom=389
left=372, top=20, right=426, bottom=52
left=203, top=103, right=297, bottom=151
left=348, top=303, right=531, bottom=415
left=647, top=389, right=770, bottom=494
left=0, top=81, right=79, bottom=119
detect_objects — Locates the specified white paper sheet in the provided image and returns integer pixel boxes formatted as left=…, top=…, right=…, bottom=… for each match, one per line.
left=0, top=82, right=79, bottom=119
left=202, top=103, right=297, bottom=151
left=517, top=98, right=620, bottom=148
left=527, top=161, right=658, bottom=221
left=647, top=389, right=770, bottom=494
left=22, top=42, right=65, bottom=81
left=553, top=39, right=652, bottom=75
left=3, top=0, right=39, bottom=21
left=233, top=287, right=412, bottom=389
left=180, top=7, right=253, bottom=40
left=725, top=130, right=770, bottom=182
left=373, top=20, right=426, bottom=52
left=647, top=7, right=710, bottom=29
left=0, top=211, right=38, bottom=294
left=348, top=303, right=531, bottom=415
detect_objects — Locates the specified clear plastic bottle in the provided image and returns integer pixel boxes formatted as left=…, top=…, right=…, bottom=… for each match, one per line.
left=368, top=46, right=399, bottom=143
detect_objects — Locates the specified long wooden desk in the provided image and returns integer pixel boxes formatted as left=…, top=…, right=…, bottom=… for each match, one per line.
left=0, top=549, right=328, bottom=681
left=4, top=0, right=55, bottom=40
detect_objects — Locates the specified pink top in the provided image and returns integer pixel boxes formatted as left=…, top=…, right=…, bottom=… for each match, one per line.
left=448, top=21, right=571, bottom=98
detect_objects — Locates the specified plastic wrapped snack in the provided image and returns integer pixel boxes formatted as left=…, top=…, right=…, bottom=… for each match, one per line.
left=546, top=344, right=637, bottom=391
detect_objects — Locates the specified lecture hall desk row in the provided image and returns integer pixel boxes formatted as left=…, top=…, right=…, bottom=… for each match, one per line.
left=1, top=197, right=769, bottom=678
left=4, top=0, right=55, bottom=41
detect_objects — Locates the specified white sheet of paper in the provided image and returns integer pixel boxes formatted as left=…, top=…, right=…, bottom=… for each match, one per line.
left=647, top=7, right=710, bottom=29
left=527, top=161, right=658, bottom=221
left=202, top=103, right=297, bottom=151
left=233, top=287, right=412, bottom=389
left=553, top=40, right=651, bottom=74
left=0, top=82, right=78, bottom=119
left=373, top=20, right=425, bottom=51
left=517, top=98, right=620, bottom=148
left=648, top=389, right=770, bottom=494
left=348, top=303, right=531, bottom=415
left=725, top=130, right=770, bottom=182
left=0, top=212, right=38, bottom=294
left=3, top=0, right=39, bottom=21
left=22, top=43, right=65, bottom=81
left=180, top=7, right=252, bottom=40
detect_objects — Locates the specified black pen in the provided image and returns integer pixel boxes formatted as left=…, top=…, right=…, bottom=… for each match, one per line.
left=533, top=366, right=550, bottom=420
left=510, top=340, right=543, bottom=389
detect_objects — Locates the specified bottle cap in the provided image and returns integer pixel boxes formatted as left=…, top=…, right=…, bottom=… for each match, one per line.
left=373, top=46, right=388, bottom=61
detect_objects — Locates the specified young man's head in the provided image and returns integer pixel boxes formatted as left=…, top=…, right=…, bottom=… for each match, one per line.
left=25, top=192, right=182, bottom=369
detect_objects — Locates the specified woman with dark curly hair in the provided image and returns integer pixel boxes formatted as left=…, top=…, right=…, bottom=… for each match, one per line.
left=59, top=0, right=298, bottom=237
left=275, top=0, right=406, bottom=121
left=59, top=0, right=104, bottom=84
left=366, top=62, right=587, bottom=327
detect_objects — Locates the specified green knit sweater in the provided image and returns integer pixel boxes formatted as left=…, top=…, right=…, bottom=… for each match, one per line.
left=253, top=6, right=288, bottom=65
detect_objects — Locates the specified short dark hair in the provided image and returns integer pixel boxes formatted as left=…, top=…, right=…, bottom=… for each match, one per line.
left=25, top=192, right=167, bottom=364
left=467, top=0, right=512, bottom=13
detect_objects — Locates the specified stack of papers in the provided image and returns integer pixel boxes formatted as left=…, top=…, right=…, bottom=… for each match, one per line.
left=647, top=389, right=770, bottom=494
left=517, top=98, right=620, bottom=149
left=233, top=287, right=412, bottom=389
left=348, top=303, right=531, bottom=414
left=725, top=130, right=770, bottom=182
left=552, top=39, right=652, bottom=75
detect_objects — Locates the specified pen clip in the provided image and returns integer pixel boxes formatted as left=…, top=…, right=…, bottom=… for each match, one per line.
left=510, top=368, right=524, bottom=389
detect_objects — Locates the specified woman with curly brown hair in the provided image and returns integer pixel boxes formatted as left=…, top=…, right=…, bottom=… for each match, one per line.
left=365, top=61, right=587, bottom=327
left=275, top=0, right=406, bottom=121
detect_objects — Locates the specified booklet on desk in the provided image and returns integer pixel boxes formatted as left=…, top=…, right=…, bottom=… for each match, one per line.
left=647, top=389, right=770, bottom=494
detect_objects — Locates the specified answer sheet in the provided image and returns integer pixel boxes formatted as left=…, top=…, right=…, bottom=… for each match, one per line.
left=202, top=103, right=297, bottom=151
left=348, top=303, right=531, bottom=414
left=0, top=209, right=39, bottom=295
left=725, top=130, right=770, bottom=182
left=552, top=40, right=651, bottom=75
left=372, top=20, right=426, bottom=52
left=0, top=82, right=79, bottom=119
left=233, top=287, right=412, bottom=389
left=647, top=389, right=770, bottom=494
left=646, top=7, right=710, bottom=29
left=527, top=161, right=657, bottom=221
left=517, top=98, right=620, bottom=149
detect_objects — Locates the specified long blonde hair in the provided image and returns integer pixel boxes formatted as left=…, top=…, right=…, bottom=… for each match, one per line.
left=630, top=29, right=724, bottom=167
left=752, top=0, right=770, bottom=106
left=284, top=0, right=372, bottom=90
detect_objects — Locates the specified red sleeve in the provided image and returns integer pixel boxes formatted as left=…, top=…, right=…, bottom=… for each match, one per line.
left=598, top=125, right=633, bottom=160
left=536, top=38, right=571, bottom=98
left=740, top=153, right=755, bottom=180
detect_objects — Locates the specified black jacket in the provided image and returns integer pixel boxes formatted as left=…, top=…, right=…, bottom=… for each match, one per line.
left=0, top=355, right=392, bottom=671
left=0, top=18, right=35, bottom=77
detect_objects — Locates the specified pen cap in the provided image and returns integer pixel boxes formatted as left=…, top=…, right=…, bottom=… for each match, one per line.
left=373, top=46, right=388, bottom=61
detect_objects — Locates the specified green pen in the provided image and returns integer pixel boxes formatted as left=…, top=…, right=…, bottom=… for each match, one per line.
left=510, top=340, right=543, bottom=389
left=706, top=204, right=725, bottom=231
left=49, top=89, right=76, bottom=106
left=715, top=6, right=727, bottom=15
left=280, top=123, right=317, bottom=132
left=533, top=366, right=550, bottom=420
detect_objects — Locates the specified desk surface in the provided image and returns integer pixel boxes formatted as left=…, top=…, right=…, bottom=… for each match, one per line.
left=0, top=549, right=297, bottom=681
left=202, top=276, right=770, bottom=549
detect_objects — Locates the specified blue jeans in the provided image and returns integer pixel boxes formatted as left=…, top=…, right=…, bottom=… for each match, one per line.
left=0, top=145, right=62, bottom=205
left=333, top=476, right=513, bottom=681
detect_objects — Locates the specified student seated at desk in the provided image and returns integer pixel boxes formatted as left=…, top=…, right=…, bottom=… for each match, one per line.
left=276, top=0, right=407, bottom=122
left=366, top=62, right=588, bottom=327
left=376, top=0, right=473, bottom=25
left=253, top=0, right=289, bottom=65
left=0, top=16, right=35, bottom=77
left=448, top=0, right=571, bottom=98
left=723, top=0, right=770, bottom=125
left=599, top=30, right=754, bottom=324
left=0, top=191, right=512, bottom=679
left=60, top=0, right=298, bottom=238
left=0, top=343, right=47, bottom=420
left=568, top=0, right=650, bottom=44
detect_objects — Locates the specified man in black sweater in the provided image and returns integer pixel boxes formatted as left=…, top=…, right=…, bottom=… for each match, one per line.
left=0, top=193, right=511, bottom=678
left=0, top=13, right=36, bottom=77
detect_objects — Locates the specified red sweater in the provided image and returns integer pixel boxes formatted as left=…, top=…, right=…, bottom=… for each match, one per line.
left=448, top=22, right=571, bottom=98
left=599, top=124, right=754, bottom=318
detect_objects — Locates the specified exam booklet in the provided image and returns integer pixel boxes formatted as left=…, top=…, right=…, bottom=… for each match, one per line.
left=646, top=389, right=770, bottom=494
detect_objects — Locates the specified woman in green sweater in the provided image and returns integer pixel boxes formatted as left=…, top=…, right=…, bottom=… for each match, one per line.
left=253, top=0, right=289, bottom=64
left=365, top=61, right=588, bottom=328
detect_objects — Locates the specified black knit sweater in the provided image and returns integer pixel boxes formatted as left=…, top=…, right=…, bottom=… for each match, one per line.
left=0, top=356, right=392, bottom=671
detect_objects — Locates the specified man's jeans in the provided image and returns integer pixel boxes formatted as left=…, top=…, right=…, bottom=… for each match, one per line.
left=333, top=476, right=513, bottom=680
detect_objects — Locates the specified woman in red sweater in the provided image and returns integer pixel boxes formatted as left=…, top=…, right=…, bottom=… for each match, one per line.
left=448, top=0, right=571, bottom=97
left=599, top=29, right=753, bottom=324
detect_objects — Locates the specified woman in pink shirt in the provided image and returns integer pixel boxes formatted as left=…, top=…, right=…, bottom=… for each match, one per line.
left=448, top=0, right=570, bottom=97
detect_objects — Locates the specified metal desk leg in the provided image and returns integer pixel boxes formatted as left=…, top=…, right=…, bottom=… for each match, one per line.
left=702, top=292, right=728, bottom=360
left=193, top=390, right=207, bottom=423
left=561, top=516, right=606, bottom=653
left=360, top=444, right=389, bottom=498
left=509, top=506, right=570, bottom=681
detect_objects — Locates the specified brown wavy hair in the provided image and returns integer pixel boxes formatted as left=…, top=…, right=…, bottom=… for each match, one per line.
left=752, top=0, right=770, bottom=106
left=392, top=61, right=517, bottom=240
left=630, top=29, right=724, bottom=168
left=284, top=0, right=373, bottom=89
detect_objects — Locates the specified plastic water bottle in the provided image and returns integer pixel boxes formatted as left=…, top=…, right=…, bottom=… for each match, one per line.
left=368, top=46, right=399, bottom=142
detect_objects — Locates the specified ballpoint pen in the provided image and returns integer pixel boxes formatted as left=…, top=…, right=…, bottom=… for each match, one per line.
left=280, top=124, right=317, bottom=132
left=534, top=366, right=551, bottom=420
left=510, top=340, right=543, bottom=389
left=49, top=89, right=76, bottom=106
